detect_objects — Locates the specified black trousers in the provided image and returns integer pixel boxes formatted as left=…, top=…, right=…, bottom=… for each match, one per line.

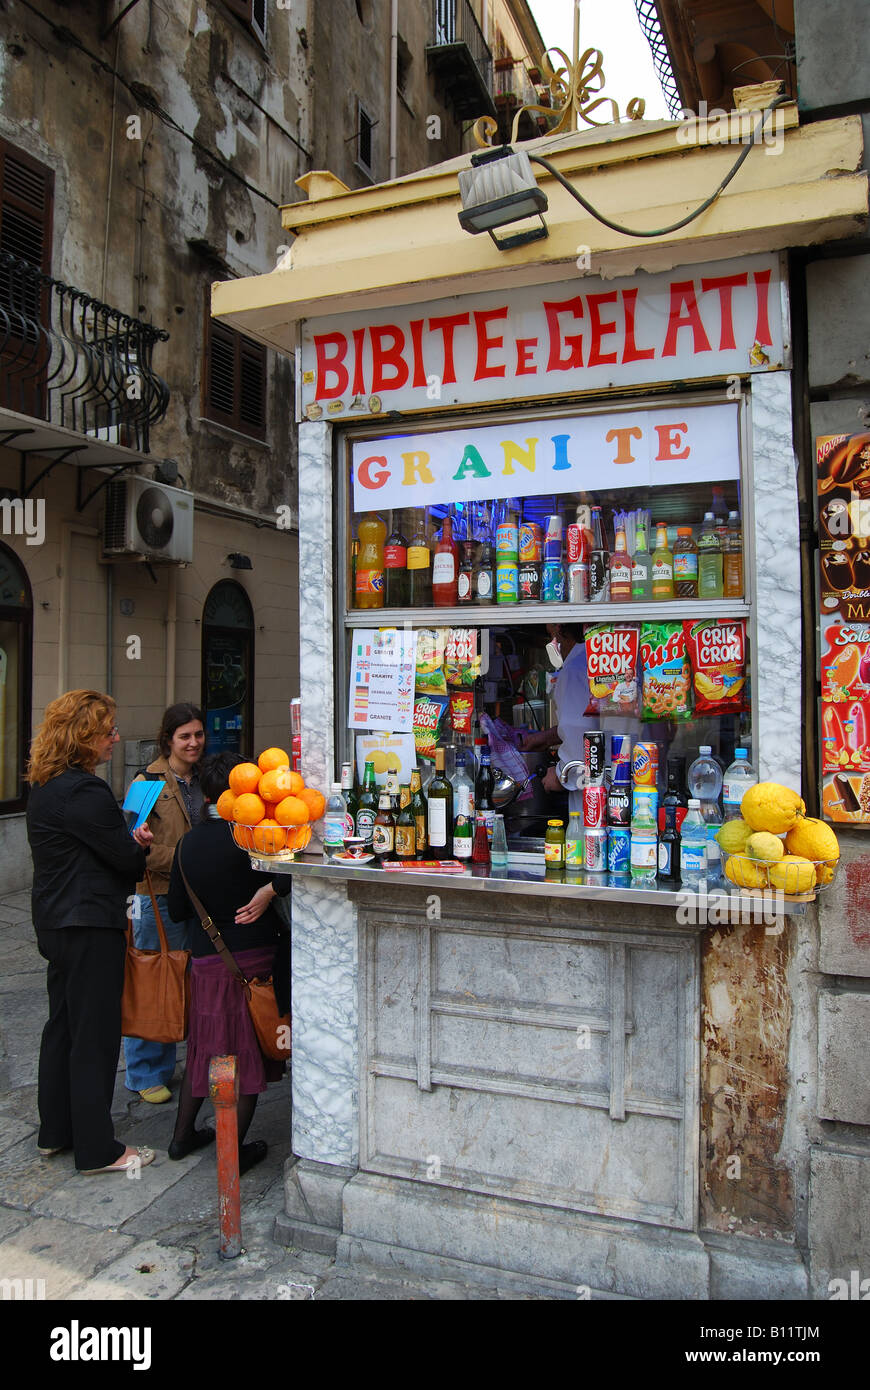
left=36, top=926, right=127, bottom=1170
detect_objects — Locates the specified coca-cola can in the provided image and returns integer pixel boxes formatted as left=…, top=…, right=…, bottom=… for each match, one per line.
left=566, top=523, right=587, bottom=563
left=544, top=514, right=563, bottom=560
left=583, top=827, right=607, bottom=873
left=583, top=730, right=606, bottom=784
left=582, top=784, right=607, bottom=829
left=568, top=560, right=589, bottom=604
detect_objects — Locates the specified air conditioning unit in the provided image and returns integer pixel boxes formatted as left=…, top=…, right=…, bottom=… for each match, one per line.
left=103, top=477, right=194, bottom=563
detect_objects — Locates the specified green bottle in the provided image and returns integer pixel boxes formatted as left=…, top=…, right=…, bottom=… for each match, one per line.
left=356, top=759, right=378, bottom=846
left=341, top=760, right=357, bottom=839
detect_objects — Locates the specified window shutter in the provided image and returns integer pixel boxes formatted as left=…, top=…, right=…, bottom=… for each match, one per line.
left=238, top=336, right=267, bottom=439
left=0, top=140, right=54, bottom=272
left=204, top=305, right=267, bottom=441
left=207, top=321, right=237, bottom=422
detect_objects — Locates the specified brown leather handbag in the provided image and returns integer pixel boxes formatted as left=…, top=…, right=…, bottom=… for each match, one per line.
left=121, top=869, right=191, bottom=1043
left=178, top=852, right=291, bottom=1063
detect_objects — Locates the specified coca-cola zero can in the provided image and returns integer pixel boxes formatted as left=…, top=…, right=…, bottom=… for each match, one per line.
left=583, top=730, right=606, bottom=784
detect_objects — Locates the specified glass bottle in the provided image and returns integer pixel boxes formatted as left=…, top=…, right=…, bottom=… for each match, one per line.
left=544, top=818, right=566, bottom=868
left=451, top=748, right=475, bottom=819
left=453, top=783, right=473, bottom=860
left=432, top=514, right=459, bottom=606
left=395, top=784, right=416, bottom=859
left=355, top=512, right=386, bottom=609
left=340, top=760, right=357, bottom=839
left=372, top=791, right=395, bottom=862
left=566, top=811, right=584, bottom=866
left=385, top=772, right=400, bottom=815
left=631, top=523, right=652, bottom=600
left=698, top=512, right=724, bottom=599
left=383, top=511, right=410, bottom=608
left=651, top=522, right=674, bottom=601
left=474, top=505, right=495, bottom=604
left=474, top=744, right=495, bottom=841
left=457, top=538, right=475, bottom=604
left=722, top=511, right=743, bottom=598
left=589, top=505, right=609, bottom=602
left=355, top=759, right=379, bottom=845
left=609, top=528, right=632, bottom=601
left=673, top=527, right=698, bottom=598
left=406, top=510, right=432, bottom=608
left=426, top=747, right=453, bottom=859
left=490, top=813, right=509, bottom=871
left=410, top=768, right=428, bottom=859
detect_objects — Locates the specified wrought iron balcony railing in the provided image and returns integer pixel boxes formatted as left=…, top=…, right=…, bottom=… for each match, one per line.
left=428, top=0, right=496, bottom=121
left=0, top=251, right=169, bottom=454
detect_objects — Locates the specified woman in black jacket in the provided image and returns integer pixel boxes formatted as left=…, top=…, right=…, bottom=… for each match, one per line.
left=26, top=689, right=154, bottom=1175
left=166, top=751, right=291, bottom=1174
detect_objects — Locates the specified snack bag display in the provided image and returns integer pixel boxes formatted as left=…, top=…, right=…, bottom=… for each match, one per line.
left=445, top=628, right=481, bottom=687
left=640, top=623, right=692, bottom=721
left=415, top=628, right=448, bottom=695
left=584, top=624, right=640, bottom=716
left=449, top=690, right=474, bottom=736
left=413, top=693, right=449, bottom=761
left=682, top=619, right=747, bottom=716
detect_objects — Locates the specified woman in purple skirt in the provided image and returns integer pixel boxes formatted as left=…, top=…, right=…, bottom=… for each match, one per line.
left=166, top=751, right=291, bottom=1173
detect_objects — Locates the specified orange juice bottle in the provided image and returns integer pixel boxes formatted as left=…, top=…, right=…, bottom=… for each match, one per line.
left=355, top=512, right=386, bottom=608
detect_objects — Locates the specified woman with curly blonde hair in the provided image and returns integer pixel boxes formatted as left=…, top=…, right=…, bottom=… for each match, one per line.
left=27, top=690, right=155, bottom=1175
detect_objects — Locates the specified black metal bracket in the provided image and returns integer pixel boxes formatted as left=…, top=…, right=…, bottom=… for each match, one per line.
left=20, top=445, right=89, bottom=497
left=76, top=461, right=141, bottom=512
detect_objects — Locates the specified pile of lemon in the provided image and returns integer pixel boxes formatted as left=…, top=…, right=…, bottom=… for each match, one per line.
left=717, top=783, right=839, bottom=893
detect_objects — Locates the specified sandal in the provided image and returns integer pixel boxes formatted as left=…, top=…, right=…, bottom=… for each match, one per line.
left=80, top=1145, right=155, bottom=1175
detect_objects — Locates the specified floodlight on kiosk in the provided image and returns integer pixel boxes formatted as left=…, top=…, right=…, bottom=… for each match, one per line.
left=457, top=146, right=548, bottom=251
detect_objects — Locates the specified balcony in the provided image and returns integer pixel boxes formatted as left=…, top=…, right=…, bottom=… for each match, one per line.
left=493, top=59, right=553, bottom=143
left=0, top=251, right=169, bottom=490
left=426, top=0, right=496, bottom=122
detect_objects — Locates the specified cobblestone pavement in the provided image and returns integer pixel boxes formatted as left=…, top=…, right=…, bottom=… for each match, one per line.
left=0, top=892, right=535, bottom=1302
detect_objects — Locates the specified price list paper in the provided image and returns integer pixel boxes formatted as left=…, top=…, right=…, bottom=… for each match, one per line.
left=348, top=628, right=417, bottom=733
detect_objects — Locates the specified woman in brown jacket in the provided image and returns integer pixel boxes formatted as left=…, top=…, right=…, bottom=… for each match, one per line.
left=123, top=703, right=205, bottom=1103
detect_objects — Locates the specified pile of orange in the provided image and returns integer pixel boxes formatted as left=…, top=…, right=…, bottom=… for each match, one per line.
left=217, top=747, right=326, bottom=855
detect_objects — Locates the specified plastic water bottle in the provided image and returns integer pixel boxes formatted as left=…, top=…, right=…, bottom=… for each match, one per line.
left=722, top=748, right=757, bottom=820
left=323, top=782, right=347, bottom=860
left=680, top=800, right=707, bottom=887
left=688, top=746, right=723, bottom=883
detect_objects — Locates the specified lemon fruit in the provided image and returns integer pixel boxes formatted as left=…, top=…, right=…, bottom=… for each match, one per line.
left=724, top=855, right=769, bottom=889
left=815, top=863, right=835, bottom=887
left=741, top=782, right=806, bottom=835
left=784, top=817, right=839, bottom=866
left=746, top=832, right=785, bottom=863
left=768, top=855, right=816, bottom=894
left=716, top=818, right=753, bottom=855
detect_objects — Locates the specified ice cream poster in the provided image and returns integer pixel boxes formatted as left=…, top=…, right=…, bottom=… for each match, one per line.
left=348, top=627, right=417, bottom=733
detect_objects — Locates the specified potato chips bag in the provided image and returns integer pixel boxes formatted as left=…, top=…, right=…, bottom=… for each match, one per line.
left=640, top=623, right=692, bottom=722
left=445, top=628, right=481, bottom=687
left=415, top=628, right=448, bottom=695
left=584, top=624, right=640, bottom=716
left=413, top=694, right=449, bottom=761
left=682, top=619, right=747, bottom=716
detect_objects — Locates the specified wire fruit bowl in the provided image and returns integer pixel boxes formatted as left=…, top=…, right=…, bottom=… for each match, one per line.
left=724, top=854, right=839, bottom=902
left=231, top=821, right=312, bottom=858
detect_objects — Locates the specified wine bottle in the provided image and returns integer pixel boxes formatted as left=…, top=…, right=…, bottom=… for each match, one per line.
left=426, top=748, right=453, bottom=859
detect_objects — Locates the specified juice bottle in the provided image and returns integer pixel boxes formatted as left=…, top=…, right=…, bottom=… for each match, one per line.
left=698, top=512, right=724, bottom=599
left=673, top=527, right=698, bottom=598
left=355, top=512, right=386, bottom=609
left=651, top=523, right=674, bottom=601
left=609, top=528, right=632, bottom=601
left=722, top=511, right=743, bottom=598
left=432, top=514, right=459, bottom=606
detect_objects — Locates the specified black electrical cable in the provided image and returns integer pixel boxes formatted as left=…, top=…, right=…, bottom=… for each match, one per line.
left=528, top=95, right=792, bottom=240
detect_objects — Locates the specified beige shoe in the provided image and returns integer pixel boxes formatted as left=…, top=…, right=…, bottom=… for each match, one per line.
left=139, top=1085, right=172, bottom=1104
left=80, top=1145, right=155, bottom=1175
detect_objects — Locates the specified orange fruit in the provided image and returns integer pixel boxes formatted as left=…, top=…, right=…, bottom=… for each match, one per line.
left=285, top=824, right=312, bottom=851
left=216, top=789, right=236, bottom=821
left=262, top=801, right=279, bottom=821
left=298, top=787, right=326, bottom=821
left=233, top=792, right=266, bottom=825
left=231, top=823, right=255, bottom=850
left=258, top=766, right=299, bottom=805
left=258, top=747, right=290, bottom=774
left=228, top=762, right=262, bottom=796
left=274, top=794, right=310, bottom=826
left=251, top=820, right=285, bottom=854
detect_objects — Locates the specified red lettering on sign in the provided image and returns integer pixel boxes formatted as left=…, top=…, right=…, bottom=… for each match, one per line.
left=515, top=337, right=538, bottom=375
left=606, top=426, right=643, bottom=464
left=662, top=281, right=712, bottom=357
left=409, top=319, right=427, bottom=388
left=314, top=332, right=349, bottom=399
left=701, top=273, right=747, bottom=351
left=370, top=325, right=409, bottom=392
left=474, top=307, right=508, bottom=380
left=621, top=288, right=655, bottom=363
left=587, top=292, right=619, bottom=366
left=654, top=423, right=690, bottom=461
left=753, top=268, right=773, bottom=346
left=351, top=327, right=365, bottom=396
left=357, top=455, right=391, bottom=490
left=428, top=312, right=469, bottom=386
left=544, top=297, right=584, bottom=370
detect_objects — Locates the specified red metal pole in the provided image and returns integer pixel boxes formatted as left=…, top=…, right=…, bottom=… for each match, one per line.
left=209, top=1054, right=242, bottom=1259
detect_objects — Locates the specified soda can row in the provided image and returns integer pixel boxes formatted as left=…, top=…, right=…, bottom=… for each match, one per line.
left=583, top=827, right=631, bottom=873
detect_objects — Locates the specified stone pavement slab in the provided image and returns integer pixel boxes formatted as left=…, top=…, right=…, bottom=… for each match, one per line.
left=0, top=1214, right=135, bottom=1298
left=33, top=1149, right=208, bottom=1228
left=67, top=1238, right=197, bottom=1301
left=0, top=1137, right=80, bottom=1208
left=0, top=1111, right=37, bottom=1154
